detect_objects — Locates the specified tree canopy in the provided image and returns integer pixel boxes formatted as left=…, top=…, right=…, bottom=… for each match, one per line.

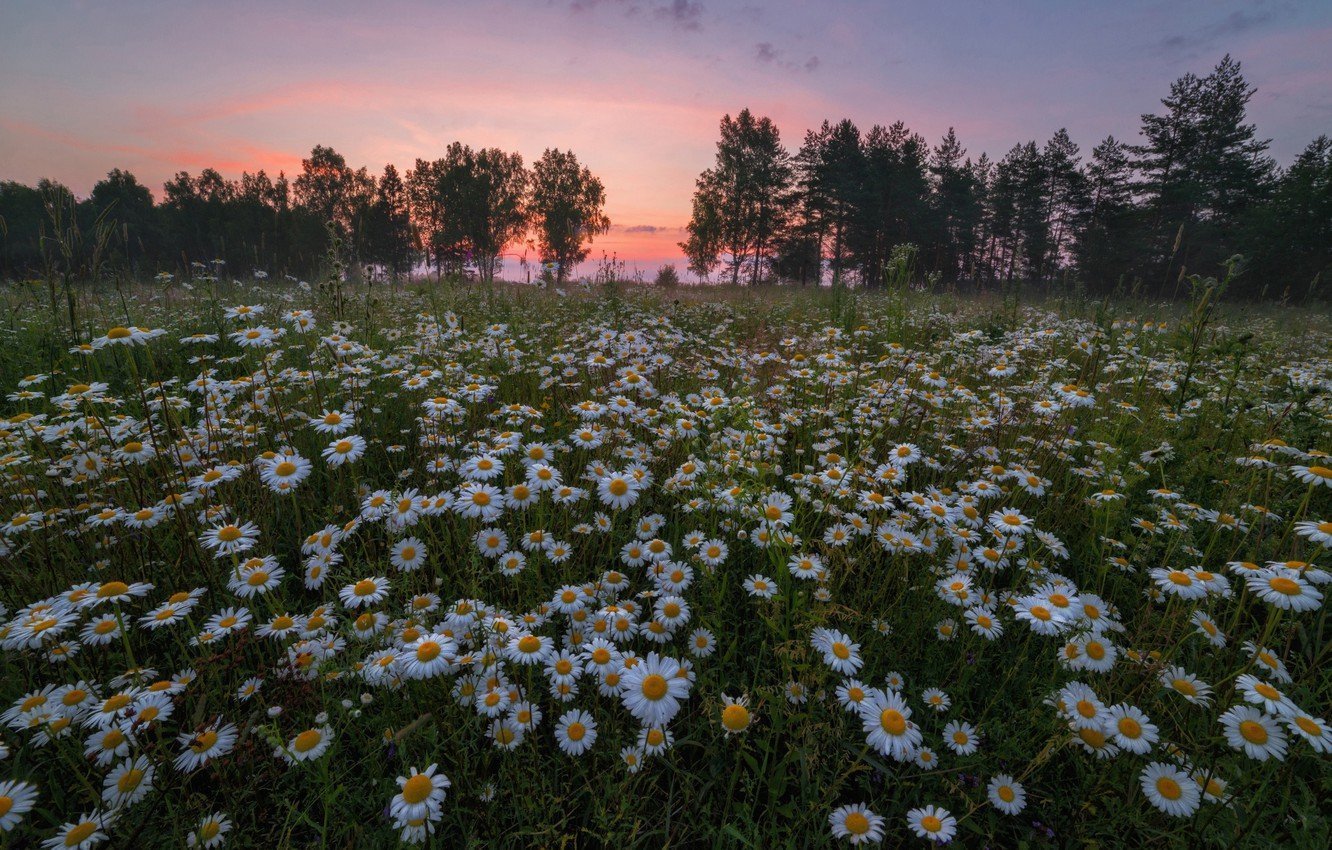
left=679, top=56, right=1326, bottom=299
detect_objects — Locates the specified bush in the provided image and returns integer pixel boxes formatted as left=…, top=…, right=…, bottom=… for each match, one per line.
left=654, top=263, right=681, bottom=288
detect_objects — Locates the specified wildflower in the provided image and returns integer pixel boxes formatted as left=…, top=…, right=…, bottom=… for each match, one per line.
left=187, top=813, right=232, bottom=848
left=1106, top=704, right=1158, bottom=754
left=42, top=812, right=111, bottom=849
left=102, top=754, right=155, bottom=807
left=199, top=522, right=260, bottom=557
left=323, top=435, right=367, bottom=466
left=1218, top=705, right=1287, bottom=761
left=0, top=778, right=38, bottom=832
left=390, top=764, right=449, bottom=824
left=596, top=471, right=641, bottom=510
left=905, top=805, right=956, bottom=842
left=1159, top=665, right=1212, bottom=706
left=259, top=454, right=311, bottom=492
left=620, top=652, right=691, bottom=727
left=175, top=721, right=239, bottom=771
left=554, top=709, right=598, bottom=755
left=1290, top=465, right=1332, bottom=488
left=743, top=574, right=777, bottom=599
left=720, top=694, right=753, bottom=736
left=812, top=628, right=864, bottom=676
left=391, top=537, right=427, bottom=571
left=860, top=688, right=921, bottom=762
left=277, top=725, right=334, bottom=764
left=1235, top=674, right=1296, bottom=716
left=943, top=720, right=980, bottom=755
left=1139, top=762, right=1200, bottom=817
left=339, top=577, right=390, bottom=609
left=1244, top=569, right=1323, bottom=612
left=829, top=803, right=885, bottom=844
left=987, top=775, right=1026, bottom=815
left=1285, top=713, right=1332, bottom=753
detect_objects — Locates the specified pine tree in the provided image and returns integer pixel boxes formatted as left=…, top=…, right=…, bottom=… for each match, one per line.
left=1040, top=129, right=1090, bottom=280
left=1241, top=136, right=1332, bottom=297
left=929, top=128, right=981, bottom=283
left=1132, top=55, right=1275, bottom=286
left=852, top=121, right=930, bottom=286
left=1077, top=136, right=1138, bottom=291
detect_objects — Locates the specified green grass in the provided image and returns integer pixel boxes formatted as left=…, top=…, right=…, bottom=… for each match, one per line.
left=0, top=277, right=1329, bottom=848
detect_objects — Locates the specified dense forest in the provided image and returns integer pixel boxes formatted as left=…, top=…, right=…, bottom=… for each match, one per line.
left=0, top=145, right=608, bottom=284
left=1, top=56, right=1327, bottom=298
left=682, top=56, right=1329, bottom=298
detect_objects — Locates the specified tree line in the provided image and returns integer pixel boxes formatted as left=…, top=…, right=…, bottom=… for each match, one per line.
left=0, top=145, right=609, bottom=283
left=682, top=56, right=1330, bottom=299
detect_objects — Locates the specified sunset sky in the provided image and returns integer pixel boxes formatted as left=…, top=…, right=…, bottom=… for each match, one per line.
left=2, top=0, right=1329, bottom=274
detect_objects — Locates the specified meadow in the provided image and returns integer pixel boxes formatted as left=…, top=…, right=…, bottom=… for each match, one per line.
left=0, top=275, right=1329, bottom=848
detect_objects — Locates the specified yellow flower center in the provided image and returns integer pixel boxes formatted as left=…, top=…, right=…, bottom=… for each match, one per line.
left=722, top=704, right=751, bottom=732
left=1155, top=777, right=1182, bottom=800
left=844, top=812, right=870, bottom=835
left=1239, top=720, right=1268, bottom=744
left=879, top=709, right=907, bottom=735
left=641, top=674, right=669, bottom=700
left=98, top=581, right=130, bottom=598
left=1078, top=727, right=1106, bottom=748
left=64, top=821, right=98, bottom=846
left=401, top=773, right=433, bottom=804
left=292, top=729, right=323, bottom=753
left=117, top=768, right=145, bottom=793
left=1268, top=577, right=1300, bottom=595
left=416, top=642, right=441, bottom=663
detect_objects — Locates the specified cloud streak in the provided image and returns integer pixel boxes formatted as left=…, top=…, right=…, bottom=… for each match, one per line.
left=1157, top=7, right=1284, bottom=56
left=754, top=41, right=819, bottom=73
left=567, top=0, right=704, bottom=31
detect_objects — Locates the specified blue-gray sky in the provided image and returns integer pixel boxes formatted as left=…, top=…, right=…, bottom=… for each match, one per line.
left=2, top=0, right=1328, bottom=267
